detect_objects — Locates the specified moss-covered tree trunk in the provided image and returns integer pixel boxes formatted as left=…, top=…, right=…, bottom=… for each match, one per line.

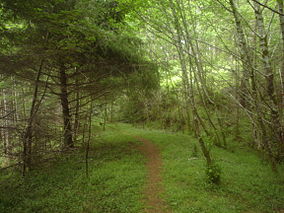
left=254, top=2, right=284, bottom=163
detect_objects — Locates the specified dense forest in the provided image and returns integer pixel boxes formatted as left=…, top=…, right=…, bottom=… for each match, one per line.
left=0, top=0, right=284, bottom=212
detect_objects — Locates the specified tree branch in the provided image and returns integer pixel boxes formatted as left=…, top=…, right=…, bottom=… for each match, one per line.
left=251, top=0, right=284, bottom=16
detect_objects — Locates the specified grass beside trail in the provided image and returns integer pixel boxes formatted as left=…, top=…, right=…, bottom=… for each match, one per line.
left=118, top=124, right=284, bottom=213
left=1, top=123, right=284, bottom=213
left=0, top=127, right=146, bottom=213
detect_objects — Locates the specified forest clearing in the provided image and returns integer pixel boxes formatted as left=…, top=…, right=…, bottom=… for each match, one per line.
left=0, top=0, right=284, bottom=212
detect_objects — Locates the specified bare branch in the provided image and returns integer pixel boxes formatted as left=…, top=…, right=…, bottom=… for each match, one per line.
left=250, top=0, right=284, bottom=16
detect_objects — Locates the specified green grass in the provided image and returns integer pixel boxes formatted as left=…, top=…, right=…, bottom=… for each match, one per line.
left=120, top=124, right=284, bottom=213
left=0, top=123, right=283, bottom=213
left=0, top=127, right=146, bottom=213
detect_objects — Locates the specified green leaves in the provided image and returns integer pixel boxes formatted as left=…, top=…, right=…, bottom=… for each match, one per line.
left=206, top=163, right=221, bottom=184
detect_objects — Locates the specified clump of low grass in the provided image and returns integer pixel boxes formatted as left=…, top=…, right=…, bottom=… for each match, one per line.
left=206, top=163, right=221, bottom=185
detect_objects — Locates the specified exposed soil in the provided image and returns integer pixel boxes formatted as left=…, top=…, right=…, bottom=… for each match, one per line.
left=134, top=136, right=171, bottom=213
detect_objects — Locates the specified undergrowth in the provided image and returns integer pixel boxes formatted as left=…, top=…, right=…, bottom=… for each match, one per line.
left=119, top=123, right=284, bottom=213
left=0, top=123, right=283, bottom=213
left=0, top=128, right=145, bottom=213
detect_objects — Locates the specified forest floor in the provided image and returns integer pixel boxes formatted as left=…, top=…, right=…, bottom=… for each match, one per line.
left=134, top=135, right=171, bottom=213
left=0, top=123, right=284, bottom=213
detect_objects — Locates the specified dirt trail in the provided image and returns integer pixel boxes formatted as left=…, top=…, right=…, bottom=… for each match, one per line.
left=134, top=136, right=171, bottom=213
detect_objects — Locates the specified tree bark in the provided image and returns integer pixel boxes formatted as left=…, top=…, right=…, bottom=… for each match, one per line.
left=85, top=100, right=93, bottom=178
left=1, top=89, right=8, bottom=155
left=59, top=65, right=74, bottom=148
left=22, top=60, right=44, bottom=175
left=277, top=0, right=284, bottom=109
left=254, top=2, right=284, bottom=161
left=229, top=0, right=252, bottom=107
left=73, top=79, right=80, bottom=143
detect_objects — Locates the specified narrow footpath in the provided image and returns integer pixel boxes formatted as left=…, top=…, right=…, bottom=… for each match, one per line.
left=134, top=136, right=171, bottom=213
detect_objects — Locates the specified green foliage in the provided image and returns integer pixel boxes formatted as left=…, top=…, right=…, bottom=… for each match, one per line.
left=206, top=163, right=221, bottom=185
left=0, top=0, right=152, bottom=75
left=0, top=127, right=145, bottom=213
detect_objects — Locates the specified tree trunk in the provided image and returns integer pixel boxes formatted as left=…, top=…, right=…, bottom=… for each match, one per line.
left=73, top=79, right=80, bottom=143
left=254, top=2, right=284, bottom=161
left=59, top=65, right=74, bottom=148
left=2, top=89, right=8, bottom=155
left=229, top=0, right=252, bottom=107
left=168, top=0, right=214, bottom=165
left=85, top=100, right=93, bottom=178
left=23, top=60, right=44, bottom=175
left=277, top=0, right=284, bottom=110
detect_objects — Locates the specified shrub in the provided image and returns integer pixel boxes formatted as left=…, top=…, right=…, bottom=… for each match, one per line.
left=206, top=163, right=221, bottom=184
